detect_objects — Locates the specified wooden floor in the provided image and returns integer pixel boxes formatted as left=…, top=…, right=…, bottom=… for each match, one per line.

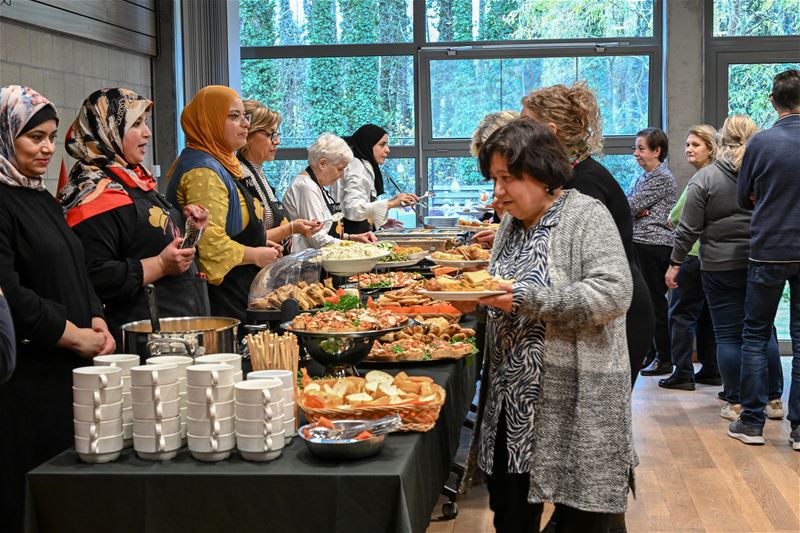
left=428, top=358, right=799, bottom=533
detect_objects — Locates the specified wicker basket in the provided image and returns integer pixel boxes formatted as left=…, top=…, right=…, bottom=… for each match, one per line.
left=299, top=379, right=446, bottom=432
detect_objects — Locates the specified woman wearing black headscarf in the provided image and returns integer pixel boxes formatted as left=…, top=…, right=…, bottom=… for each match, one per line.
left=330, top=124, right=418, bottom=234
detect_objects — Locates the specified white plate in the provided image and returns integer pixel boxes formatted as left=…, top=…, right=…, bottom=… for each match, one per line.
left=474, top=206, right=494, bottom=213
left=375, top=257, right=425, bottom=269
left=417, top=289, right=506, bottom=301
left=322, top=250, right=391, bottom=276
left=425, top=255, right=489, bottom=268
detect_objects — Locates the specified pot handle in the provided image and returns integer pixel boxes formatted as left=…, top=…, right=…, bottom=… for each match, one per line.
left=146, top=338, right=196, bottom=358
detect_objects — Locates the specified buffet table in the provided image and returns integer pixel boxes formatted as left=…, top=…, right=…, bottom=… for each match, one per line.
left=25, top=357, right=476, bottom=533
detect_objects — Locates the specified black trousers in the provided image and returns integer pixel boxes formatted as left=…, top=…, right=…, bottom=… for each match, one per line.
left=628, top=262, right=655, bottom=387
left=633, top=242, right=672, bottom=362
left=486, top=413, right=611, bottom=533
left=668, top=255, right=718, bottom=379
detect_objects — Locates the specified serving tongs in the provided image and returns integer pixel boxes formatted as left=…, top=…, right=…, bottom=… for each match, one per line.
left=306, top=414, right=402, bottom=441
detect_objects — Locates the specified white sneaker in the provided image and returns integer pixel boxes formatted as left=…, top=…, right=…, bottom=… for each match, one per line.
left=766, top=399, right=784, bottom=419
left=720, top=402, right=742, bottom=421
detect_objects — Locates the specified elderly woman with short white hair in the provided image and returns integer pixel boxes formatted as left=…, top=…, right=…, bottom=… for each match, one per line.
left=283, top=133, right=377, bottom=251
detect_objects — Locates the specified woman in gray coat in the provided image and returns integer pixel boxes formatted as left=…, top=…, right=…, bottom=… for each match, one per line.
left=457, top=118, right=636, bottom=533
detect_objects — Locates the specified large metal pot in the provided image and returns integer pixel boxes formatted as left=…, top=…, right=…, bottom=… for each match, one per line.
left=121, top=316, right=240, bottom=359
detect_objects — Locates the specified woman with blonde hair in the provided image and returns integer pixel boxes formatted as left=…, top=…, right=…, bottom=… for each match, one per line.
left=666, top=115, right=783, bottom=425
left=660, top=125, right=720, bottom=391
left=522, top=82, right=654, bottom=387
left=236, top=100, right=320, bottom=249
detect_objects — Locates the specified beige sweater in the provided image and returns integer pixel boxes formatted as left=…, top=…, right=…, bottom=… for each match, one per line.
left=461, top=190, right=637, bottom=513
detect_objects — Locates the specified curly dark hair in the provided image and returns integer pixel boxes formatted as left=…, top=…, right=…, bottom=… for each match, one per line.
left=771, top=69, right=800, bottom=111
left=478, top=117, right=572, bottom=192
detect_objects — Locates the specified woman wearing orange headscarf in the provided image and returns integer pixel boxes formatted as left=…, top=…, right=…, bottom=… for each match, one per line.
left=167, top=86, right=299, bottom=323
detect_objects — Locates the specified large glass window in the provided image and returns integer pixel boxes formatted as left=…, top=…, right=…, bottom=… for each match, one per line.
left=240, top=0, right=414, bottom=47
left=241, top=56, right=414, bottom=148
left=728, top=62, right=800, bottom=128
left=429, top=55, right=649, bottom=139
left=713, top=0, right=800, bottom=37
left=425, top=0, right=654, bottom=41
left=426, top=157, right=487, bottom=215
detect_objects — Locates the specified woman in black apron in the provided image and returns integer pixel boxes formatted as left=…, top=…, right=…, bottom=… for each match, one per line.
left=60, top=88, right=210, bottom=345
left=238, top=100, right=323, bottom=251
left=283, top=133, right=377, bottom=251
left=329, top=124, right=418, bottom=234
left=166, top=85, right=284, bottom=326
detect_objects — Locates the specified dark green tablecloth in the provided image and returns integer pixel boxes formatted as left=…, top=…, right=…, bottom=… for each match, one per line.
left=25, top=357, right=475, bottom=533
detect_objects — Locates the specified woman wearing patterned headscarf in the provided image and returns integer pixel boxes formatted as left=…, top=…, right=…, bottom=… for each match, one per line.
left=59, top=88, right=211, bottom=344
left=330, top=124, right=418, bottom=234
left=167, top=86, right=311, bottom=324
left=0, top=85, right=114, bottom=532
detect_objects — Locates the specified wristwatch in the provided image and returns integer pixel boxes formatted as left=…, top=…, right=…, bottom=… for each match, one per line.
left=670, top=260, right=682, bottom=268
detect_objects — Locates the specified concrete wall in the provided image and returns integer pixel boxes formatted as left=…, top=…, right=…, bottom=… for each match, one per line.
left=0, top=19, right=153, bottom=193
left=664, top=0, right=705, bottom=191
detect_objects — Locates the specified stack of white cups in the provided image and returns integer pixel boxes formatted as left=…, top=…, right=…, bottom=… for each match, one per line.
left=195, top=353, right=243, bottom=382
left=130, top=363, right=181, bottom=460
left=186, top=363, right=236, bottom=462
left=248, top=369, right=296, bottom=444
left=146, top=355, right=193, bottom=442
left=235, top=378, right=285, bottom=462
left=93, top=354, right=140, bottom=447
left=72, top=366, right=124, bottom=463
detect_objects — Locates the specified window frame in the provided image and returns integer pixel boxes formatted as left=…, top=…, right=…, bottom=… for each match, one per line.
left=703, top=0, right=800, bottom=127
left=237, top=0, right=664, bottom=205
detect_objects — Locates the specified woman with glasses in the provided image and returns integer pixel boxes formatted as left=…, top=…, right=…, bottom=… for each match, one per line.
left=283, top=133, right=377, bottom=251
left=167, top=86, right=313, bottom=323
left=237, top=100, right=321, bottom=250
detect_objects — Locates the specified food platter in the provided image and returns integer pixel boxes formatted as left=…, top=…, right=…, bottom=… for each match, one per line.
left=456, top=223, right=500, bottom=232
left=322, top=250, right=391, bottom=276
left=425, top=255, right=490, bottom=269
left=417, top=289, right=506, bottom=301
left=374, top=257, right=425, bottom=269
left=347, top=272, right=422, bottom=289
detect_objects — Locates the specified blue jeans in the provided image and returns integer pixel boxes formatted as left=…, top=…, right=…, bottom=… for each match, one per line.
left=669, top=256, right=717, bottom=380
left=740, top=262, right=800, bottom=428
left=702, top=270, right=781, bottom=405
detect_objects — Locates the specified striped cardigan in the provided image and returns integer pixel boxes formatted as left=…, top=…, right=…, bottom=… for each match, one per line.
left=461, top=190, right=638, bottom=513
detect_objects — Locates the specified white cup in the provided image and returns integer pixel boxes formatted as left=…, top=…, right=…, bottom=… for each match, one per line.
left=234, top=399, right=283, bottom=422
left=122, top=406, right=133, bottom=424
left=73, top=366, right=122, bottom=390
left=122, top=392, right=132, bottom=409
left=72, top=384, right=123, bottom=406
left=186, top=399, right=235, bottom=420
left=187, top=432, right=236, bottom=453
left=73, top=400, right=123, bottom=423
left=146, top=355, right=193, bottom=371
left=186, top=384, right=234, bottom=404
left=284, top=416, right=296, bottom=437
left=186, top=416, right=235, bottom=437
left=235, top=414, right=284, bottom=437
left=236, top=429, right=286, bottom=453
left=195, top=353, right=242, bottom=372
left=132, top=398, right=181, bottom=420
left=130, top=364, right=178, bottom=387
left=129, top=382, right=180, bottom=404
left=247, top=369, right=293, bottom=389
left=234, top=379, right=282, bottom=405
left=134, top=431, right=182, bottom=453
left=93, top=354, right=140, bottom=374
left=74, top=432, right=124, bottom=455
left=283, top=400, right=295, bottom=420
left=73, top=417, right=123, bottom=439
left=234, top=372, right=243, bottom=383
left=133, top=415, right=181, bottom=438
left=185, top=364, right=234, bottom=387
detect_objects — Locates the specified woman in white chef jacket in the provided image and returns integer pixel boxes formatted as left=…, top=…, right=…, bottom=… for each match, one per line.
left=329, top=124, right=418, bottom=234
left=283, top=133, right=378, bottom=251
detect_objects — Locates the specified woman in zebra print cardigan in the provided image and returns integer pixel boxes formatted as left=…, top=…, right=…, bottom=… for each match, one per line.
left=457, top=118, right=636, bottom=533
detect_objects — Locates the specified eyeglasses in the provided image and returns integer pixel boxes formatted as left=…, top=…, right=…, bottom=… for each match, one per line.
left=227, top=112, right=251, bottom=125
left=259, top=130, right=281, bottom=142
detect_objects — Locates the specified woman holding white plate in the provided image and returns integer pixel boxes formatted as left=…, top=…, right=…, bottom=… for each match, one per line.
left=455, top=118, right=635, bottom=532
